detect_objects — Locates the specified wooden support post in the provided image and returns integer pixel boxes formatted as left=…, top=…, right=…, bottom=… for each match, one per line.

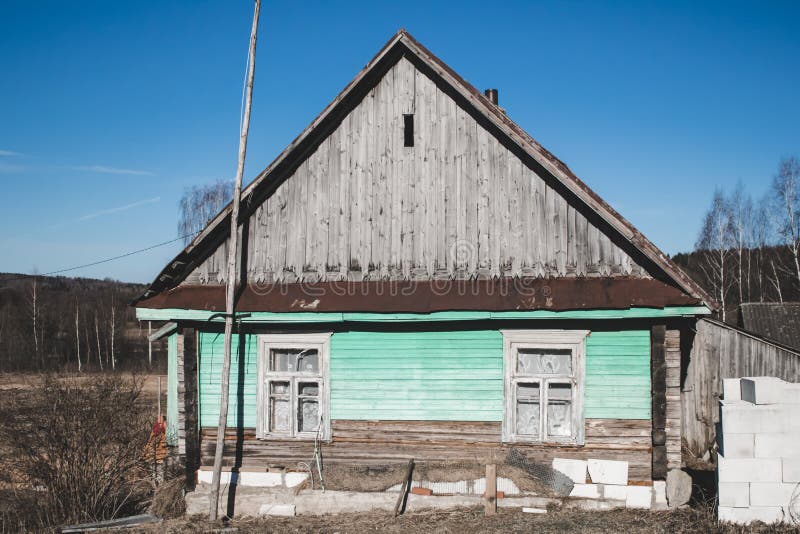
left=651, top=325, right=668, bottom=480
left=394, top=459, right=415, bottom=517
left=485, top=464, right=497, bottom=516
left=181, top=328, right=199, bottom=491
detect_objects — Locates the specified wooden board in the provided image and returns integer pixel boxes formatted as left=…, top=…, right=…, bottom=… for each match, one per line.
left=198, top=419, right=653, bottom=481
left=185, top=57, right=647, bottom=286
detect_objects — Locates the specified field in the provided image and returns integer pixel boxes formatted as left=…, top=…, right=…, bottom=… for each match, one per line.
left=145, top=506, right=795, bottom=534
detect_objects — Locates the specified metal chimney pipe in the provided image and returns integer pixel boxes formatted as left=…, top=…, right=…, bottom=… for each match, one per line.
left=484, top=88, right=498, bottom=105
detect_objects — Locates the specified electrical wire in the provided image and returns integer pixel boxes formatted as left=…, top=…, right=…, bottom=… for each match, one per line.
left=1, top=233, right=198, bottom=283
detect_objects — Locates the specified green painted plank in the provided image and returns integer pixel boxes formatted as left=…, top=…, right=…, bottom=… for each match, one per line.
left=329, top=330, right=504, bottom=421
left=585, top=330, right=651, bottom=420
left=137, top=306, right=710, bottom=322
left=194, top=326, right=653, bottom=426
left=197, top=332, right=258, bottom=427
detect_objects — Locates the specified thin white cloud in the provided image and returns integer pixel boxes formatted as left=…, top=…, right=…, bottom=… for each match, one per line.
left=77, top=197, right=161, bottom=221
left=71, top=165, right=154, bottom=176
left=0, top=149, right=21, bottom=157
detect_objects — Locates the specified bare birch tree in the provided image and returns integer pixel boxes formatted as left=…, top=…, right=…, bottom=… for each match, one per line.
left=696, top=188, right=735, bottom=321
left=75, top=299, right=82, bottom=372
left=772, top=157, right=800, bottom=291
left=730, top=182, right=754, bottom=303
left=27, top=277, right=42, bottom=369
left=178, top=180, right=234, bottom=244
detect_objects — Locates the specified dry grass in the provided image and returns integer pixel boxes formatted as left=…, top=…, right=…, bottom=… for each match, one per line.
left=143, top=505, right=800, bottom=533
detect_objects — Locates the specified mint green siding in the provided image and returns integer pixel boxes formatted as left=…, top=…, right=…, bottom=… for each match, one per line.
left=196, top=327, right=652, bottom=427
left=166, top=333, right=178, bottom=445
left=585, top=331, right=651, bottom=419
left=198, top=332, right=258, bottom=428
left=330, top=330, right=504, bottom=421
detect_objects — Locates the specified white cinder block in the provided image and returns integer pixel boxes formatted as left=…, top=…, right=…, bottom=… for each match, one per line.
left=258, top=504, right=296, bottom=517
left=717, top=455, right=782, bottom=483
left=569, top=484, right=600, bottom=499
left=719, top=433, right=754, bottom=458
left=741, top=377, right=785, bottom=405
left=284, top=472, right=308, bottom=488
left=754, top=433, right=800, bottom=459
left=718, top=506, right=784, bottom=525
left=240, top=472, right=283, bottom=487
left=653, top=481, right=667, bottom=505
left=782, top=383, right=800, bottom=404
left=625, top=486, right=653, bottom=509
left=718, top=483, right=749, bottom=508
left=720, top=402, right=800, bottom=435
left=603, top=484, right=628, bottom=501
left=723, top=378, right=742, bottom=401
left=552, top=458, right=587, bottom=484
left=750, top=482, right=798, bottom=507
left=783, top=458, right=800, bottom=483
left=587, top=459, right=628, bottom=485
left=522, top=507, right=547, bottom=514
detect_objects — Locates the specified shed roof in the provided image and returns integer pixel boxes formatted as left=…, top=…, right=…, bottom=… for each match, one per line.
left=739, top=302, right=800, bottom=351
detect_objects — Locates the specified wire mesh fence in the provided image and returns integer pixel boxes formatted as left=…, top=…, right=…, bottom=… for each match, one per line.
left=294, top=448, right=574, bottom=497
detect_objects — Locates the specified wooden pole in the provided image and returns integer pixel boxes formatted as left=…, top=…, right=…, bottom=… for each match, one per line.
left=157, top=376, right=162, bottom=422
left=394, top=459, right=415, bottom=517
left=484, top=464, right=497, bottom=516
left=209, top=0, right=261, bottom=520
left=148, top=321, right=152, bottom=368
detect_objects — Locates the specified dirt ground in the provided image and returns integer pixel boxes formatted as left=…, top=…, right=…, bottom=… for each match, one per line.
left=138, top=506, right=796, bottom=534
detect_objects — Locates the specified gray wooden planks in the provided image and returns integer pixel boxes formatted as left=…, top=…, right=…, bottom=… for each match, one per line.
left=185, top=57, right=648, bottom=285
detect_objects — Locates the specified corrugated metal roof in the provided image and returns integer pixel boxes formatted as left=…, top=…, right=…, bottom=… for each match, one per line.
left=740, top=302, right=800, bottom=351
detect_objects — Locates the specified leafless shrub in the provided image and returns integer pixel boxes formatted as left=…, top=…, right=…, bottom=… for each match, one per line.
left=0, top=374, right=153, bottom=528
left=151, top=466, right=186, bottom=519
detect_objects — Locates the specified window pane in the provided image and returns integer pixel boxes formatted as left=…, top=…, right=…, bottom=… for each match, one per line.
left=297, top=350, right=319, bottom=373
left=298, top=399, right=319, bottom=433
left=270, top=381, right=290, bottom=395
left=547, top=383, right=572, bottom=437
left=270, top=348, right=319, bottom=373
left=516, top=382, right=539, bottom=399
left=269, top=397, right=290, bottom=432
left=515, top=399, right=540, bottom=437
left=298, top=382, right=319, bottom=396
left=517, top=348, right=572, bottom=375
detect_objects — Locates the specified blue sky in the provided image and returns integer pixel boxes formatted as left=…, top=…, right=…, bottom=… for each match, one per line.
left=0, top=1, right=798, bottom=283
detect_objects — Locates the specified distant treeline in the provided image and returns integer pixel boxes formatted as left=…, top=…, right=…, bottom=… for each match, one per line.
left=673, top=244, right=800, bottom=323
left=675, top=156, right=800, bottom=324
left=0, top=274, right=166, bottom=372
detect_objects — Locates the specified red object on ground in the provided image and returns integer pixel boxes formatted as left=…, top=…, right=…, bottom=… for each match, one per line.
left=410, top=487, right=433, bottom=496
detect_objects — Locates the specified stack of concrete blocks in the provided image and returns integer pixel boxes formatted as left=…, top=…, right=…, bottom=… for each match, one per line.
left=718, top=377, right=800, bottom=525
left=552, top=458, right=667, bottom=510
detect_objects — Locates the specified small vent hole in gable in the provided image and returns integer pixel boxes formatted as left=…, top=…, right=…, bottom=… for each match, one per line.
left=403, top=114, right=414, bottom=147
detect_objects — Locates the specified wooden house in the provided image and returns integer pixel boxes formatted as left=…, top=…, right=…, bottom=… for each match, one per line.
left=135, top=30, right=717, bottom=488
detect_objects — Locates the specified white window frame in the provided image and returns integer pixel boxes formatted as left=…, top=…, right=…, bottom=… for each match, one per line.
left=256, top=333, right=331, bottom=441
left=501, top=330, right=589, bottom=445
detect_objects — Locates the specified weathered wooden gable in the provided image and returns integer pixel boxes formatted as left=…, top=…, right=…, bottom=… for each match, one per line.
left=186, top=56, right=647, bottom=285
